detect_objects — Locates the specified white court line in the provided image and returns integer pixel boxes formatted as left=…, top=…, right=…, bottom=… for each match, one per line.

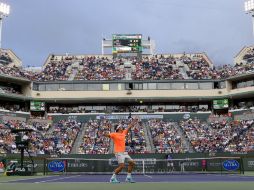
left=34, top=175, right=81, bottom=183
left=2, top=176, right=55, bottom=183
left=205, top=174, right=250, bottom=178
left=143, top=174, right=153, bottom=179
left=24, top=181, right=254, bottom=184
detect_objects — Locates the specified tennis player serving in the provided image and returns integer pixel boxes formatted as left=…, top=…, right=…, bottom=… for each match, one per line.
left=104, top=118, right=138, bottom=183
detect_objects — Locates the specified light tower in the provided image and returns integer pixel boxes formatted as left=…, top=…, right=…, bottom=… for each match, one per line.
left=245, top=0, right=254, bottom=37
left=0, top=2, right=10, bottom=48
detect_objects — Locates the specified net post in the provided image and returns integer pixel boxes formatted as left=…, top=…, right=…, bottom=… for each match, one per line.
left=142, top=159, right=145, bottom=175
left=220, top=158, right=223, bottom=175
left=240, top=157, right=244, bottom=175
left=64, top=159, right=68, bottom=175
left=43, top=158, right=46, bottom=176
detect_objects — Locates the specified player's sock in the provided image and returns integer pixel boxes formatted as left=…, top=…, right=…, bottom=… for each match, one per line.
left=126, top=173, right=135, bottom=183
left=111, top=173, right=116, bottom=179
left=110, top=173, right=120, bottom=183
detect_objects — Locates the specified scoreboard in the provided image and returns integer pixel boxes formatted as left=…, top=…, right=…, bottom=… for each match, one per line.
left=213, top=99, right=229, bottom=109
left=112, top=34, right=142, bottom=54
left=30, top=101, right=45, bottom=111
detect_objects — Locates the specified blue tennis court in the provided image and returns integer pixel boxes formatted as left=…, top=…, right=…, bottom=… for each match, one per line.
left=2, top=174, right=254, bottom=183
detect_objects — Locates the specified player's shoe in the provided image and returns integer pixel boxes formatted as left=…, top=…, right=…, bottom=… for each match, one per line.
left=110, top=177, right=120, bottom=183
left=125, top=176, right=136, bottom=183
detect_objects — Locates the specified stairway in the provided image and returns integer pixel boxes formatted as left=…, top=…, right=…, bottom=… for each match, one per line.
left=68, top=68, right=78, bottom=81
left=109, top=141, right=114, bottom=154
left=71, top=123, right=87, bottom=154
left=175, top=60, right=189, bottom=79
left=67, top=61, right=80, bottom=81
left=124, top=68, right=132, bottom=80
left=109, top=124, right=114, bottom=154
left=173, top=123, right=194, bottom=153
left=179, top=67, right=189, bottom=79
left=46, top=122, right=55, bottom=136
left=145, top=124, right=155, bottom=153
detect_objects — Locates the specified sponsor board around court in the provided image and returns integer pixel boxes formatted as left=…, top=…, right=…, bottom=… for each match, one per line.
left=183, top=113, right=190, bottom=120
left=248, top=160, right=254, bottom=168
left=223, top=160, right=240, bottom=171
left=246, top=159, right=254, bottom=170
left=47, top=160, right=65, bottom=172
left=67, top=162, right=88, bottom=168
left=96, top=115, right=163, bottom=120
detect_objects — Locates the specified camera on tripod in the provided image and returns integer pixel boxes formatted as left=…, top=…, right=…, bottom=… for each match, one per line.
left=5, top=128, right=35, bottom=176
left=15, top=132, right=30, bottom=149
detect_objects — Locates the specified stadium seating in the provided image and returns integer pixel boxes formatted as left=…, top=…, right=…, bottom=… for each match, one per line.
left=74, top=56, right=125, bottom=80
left=0, top=50, right=12, bottom=65
left=0, top=65, right=28, bottom=79
left=1, top=52, right=254, bottom=81
left=149, top=120, right=184, bottom=153
left=1, top=116, right=254, bottom=154
left=0, top=120, right=32, bottom=154
left=37, top=56, right=73, bottom=81
left=179, top=119, right=254, bottom=152
left=44, top=120, right=81, bottom=154
left=0, top=102, right=28, bottom=112
left=0, top=127, right=15, bottom=154
left=242, top=47, right=254, bottom=64
left=132, top=56, right=184, bottom=80
left=78, top=119, right=148, bottom=154
left=0, top=119, right=81, bottom=155
left=0, top=86, right=21, bottom=95
left=78, top=119, right=111, bottom=154
left=1, top=47, right=254, bottom=155
left=124, top=120, right=147, bottom=154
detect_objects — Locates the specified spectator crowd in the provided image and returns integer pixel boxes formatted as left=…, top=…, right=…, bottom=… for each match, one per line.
left=179, top=118, right=254, bottom=153
left=79, top=119, right=148, bottom=154
left=0, top=119, right=81, bottom=155
left=149, top=119, right=184, bottom=153
left=1, top=117, right=254, bottom=155
left=78, top=119, right=111, bottom=154
left=0, top=50, right=12, bottom=65
left=1, top=52, right=254, bottom=82
left=0, top=86, right=21, bottom=95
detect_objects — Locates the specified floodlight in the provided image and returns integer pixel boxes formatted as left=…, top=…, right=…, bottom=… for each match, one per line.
left=0, top=2, right=10, bottom=48
left=245, top=0, right=254, bottom=38
left=0, top=3, right=10, bottom=16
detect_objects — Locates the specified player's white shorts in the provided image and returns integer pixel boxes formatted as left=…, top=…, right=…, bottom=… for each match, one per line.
left=115, top=152, right=133, bottom=164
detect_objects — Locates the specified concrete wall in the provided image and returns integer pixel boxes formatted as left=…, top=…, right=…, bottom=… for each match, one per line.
left=31, top=88, right=253, bottom=101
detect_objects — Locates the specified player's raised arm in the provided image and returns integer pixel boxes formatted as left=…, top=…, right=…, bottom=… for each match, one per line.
left=126, top=118, right=138, bottom=133
left=103, top=131, right=111, bottom=138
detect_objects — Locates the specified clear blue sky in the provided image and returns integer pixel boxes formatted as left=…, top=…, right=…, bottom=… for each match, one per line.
left=2, top=0, right=253, bottom=66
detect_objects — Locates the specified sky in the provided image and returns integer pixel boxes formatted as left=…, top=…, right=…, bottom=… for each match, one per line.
left=1, top=0, right=253, bottom=67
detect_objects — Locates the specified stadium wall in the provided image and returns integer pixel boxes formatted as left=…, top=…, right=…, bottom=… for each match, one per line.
left=32, top=89, right=228, bottom=101
left=2, top=152, right=254, bottom=172
left=48, top=112, right=212, bottom=123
